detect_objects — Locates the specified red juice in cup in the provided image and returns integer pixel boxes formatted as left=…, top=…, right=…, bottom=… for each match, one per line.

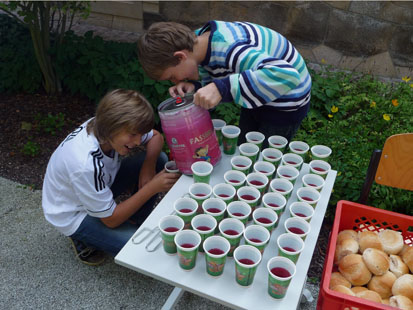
left=249, top=238, right=262, bottom=243
left=179, top=208, right=193, bottom=213
left=276, top=188, right=286, bottom=192
left=259, top=170, right=268, bottom=174
left=267, top=155, right=276, bottom=159
left=282, top=174, right=292, bottom=178
left=283, top=246, right=296, bottom=252
left=294, top=212, right=307, bottom=217
left=224, top=229, right=239, bottom=235
left=288, top=227, right=305, bottom=234
left=218, top=194, right=230, bottom=198
left=229, top=179, right=240, bottom=183
left=271, top=267, right=291, bottom=278
left=257, top=217, right=272, bottom=224
left=208, top=248, right=225, bottom=255
left=241, top=194, right=256, bottom=201
left=308, top=183, right=317, bottom=187
left=207, top=207, right=222, bottom=213
left=293, top=148, right=303, bottom=152
left=197, top=225, right=211, bottom=231
left=232, top=212, right=245, bottom=217
left=286, top=161, right=297, bottom=165
left=313, top=167, right=326, bottom=172
left=164, top=227, right=179, bottom=232
left=195, top=193, right=206, bottom=197
left=301, top=196, right=313, bottom=202
left=239, top=258, right=255, bottom=265
left=236, top=164, right=246, bottom=168
left=268, top=203, right=280, bottom=208
left=250, top=180, right=264, bottom=186
left=180, top=243, right=195, bottom=248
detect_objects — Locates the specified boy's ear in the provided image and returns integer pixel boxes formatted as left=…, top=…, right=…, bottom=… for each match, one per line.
left=173, top=50, right=188, bottom=62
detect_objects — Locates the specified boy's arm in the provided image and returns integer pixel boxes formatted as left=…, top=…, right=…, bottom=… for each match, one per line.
left=138, top=129, right=164, bottom=189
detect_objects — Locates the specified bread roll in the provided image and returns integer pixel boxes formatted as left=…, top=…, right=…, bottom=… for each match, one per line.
left=362, top=248, right=390, bottom=275
left=382, top=298, right=390, bottom=305
left=339, top=254, right=372, bottom=286
left=367, top=271, right=396, bottom=299
left=335, top=238, right=359, bottom=264
left=392, top=274, right=413, bottom=301
left=358, top=231, right=383, bottom=253
left=378, top=229, right=404, bottom=255
left=355, top=290, right=382, bottom=303
left=400, top=244, right=411, bottom=257
left=330, top=272, right=352, bottom=289
left=331, top=285, right=355, bottom=296
left=390, top=295, right=413, bottom=310
left=351, top=286, right=368, bottom=294
left=402, top=246, right=413, bottom=273
left=337, top=229, right=358, bottom=243
left=390, top=254, right=409, bottom=278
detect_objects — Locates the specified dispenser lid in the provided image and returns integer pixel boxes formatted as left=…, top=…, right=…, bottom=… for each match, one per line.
left=158, top=93, right=194, bottom=113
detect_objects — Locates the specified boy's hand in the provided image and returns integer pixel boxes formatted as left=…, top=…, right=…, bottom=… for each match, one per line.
left=194, top=83, right=222, bottom=109
left=147, top=169, right=180, bottom=194
left=169, top=82, right=195, bottom=98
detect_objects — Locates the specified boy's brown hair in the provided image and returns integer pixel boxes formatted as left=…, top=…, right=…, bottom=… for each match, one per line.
left=137, top=22, right=197, bottom=79
left=87, top=89, right=154, bottom=143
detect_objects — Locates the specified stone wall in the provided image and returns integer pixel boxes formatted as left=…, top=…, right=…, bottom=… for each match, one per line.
left=155, top=1, right=413, bottom=79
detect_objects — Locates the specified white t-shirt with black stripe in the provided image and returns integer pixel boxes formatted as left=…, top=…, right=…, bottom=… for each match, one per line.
left=42, top=118, right=153, bottom=236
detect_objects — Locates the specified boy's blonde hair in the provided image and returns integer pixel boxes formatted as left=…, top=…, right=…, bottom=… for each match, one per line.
left=87, top=89, right=154, bottom=143
left=137, top=22, right=197, bottom=79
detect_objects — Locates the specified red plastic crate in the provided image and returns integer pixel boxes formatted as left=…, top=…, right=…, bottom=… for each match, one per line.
left=317, top=200, right=413, bottom=310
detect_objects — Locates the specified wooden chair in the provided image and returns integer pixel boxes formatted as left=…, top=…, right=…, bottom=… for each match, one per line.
left=358, top=133, right=413, bottom=204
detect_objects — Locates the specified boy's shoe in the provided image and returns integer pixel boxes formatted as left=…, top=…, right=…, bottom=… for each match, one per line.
left=68, top=237, right=106, bottom=266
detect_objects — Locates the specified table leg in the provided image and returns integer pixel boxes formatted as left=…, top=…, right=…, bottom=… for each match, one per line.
left=161, top=287, right=184, bottom=310
left=299, top=276, right=314, bottom=306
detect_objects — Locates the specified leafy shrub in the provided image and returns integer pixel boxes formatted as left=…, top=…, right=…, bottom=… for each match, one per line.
left=35, top=112, right=66, bottom=135
left=21, top=139, right=40, bottom=157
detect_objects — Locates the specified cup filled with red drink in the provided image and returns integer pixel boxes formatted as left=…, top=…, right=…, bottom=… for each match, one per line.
left=253, top=160, right=276, bottom=181
left=175, top=230, right=201, bottom=270
left=309, top=160, right=331, bottom=179
left=296, top=187, right=320, bottom=208
left=252, top=207, right=278, bottom=232
left=269, top=178, right=294, bottom=200
left=239, top=142, right=260, bottom=164
left=230, top=155, right=253, bottom=175
left=202, top=198, right=227, bottom=232
left=213, top=183, right=236, bottom=204
left=191, top=214, right=217, bottom=253
left=281, top=153, right=304, bottom=170
left=158, top=215, right=185, bottom=255
left=276, top=165, right=300, bottom=185
left=277, top=233, right=305, bottom=263
left=262, top=192, right=287, bottom=217
left=218, top=218, right=245, bottom=257
left=188, top=183, right=213, bottom=213
left=226, top=201, right=251, bottom=225
left=244, top=224, right=270, bottom=254
left=233, top=245, right=262, bottom=287
left=191, top=161, right=213, bottom=184
left=203, top=235, right=231, bottom=277
left=165, top=160, right=180, bottom=173
left=212, top=119, right=226, bottom=146
left=173, top=197, right=198, bottom=229
left=288, top=140, right=309, bottom=161
left=310, top=144, right=332, bottom=162
left=267, top=135, right=288, bottom=152
left=267, top=256, right=296, bottom=299
left=261, top=147, right=283, bottom=169
left=246, top=172, right=269, bottom=198
left=222, top=125, right=241, bottom=155
left=301, top=173, right=325, bottom=192
left=284, top=217, right=311, bottom=240
left=237, top=186, right=261, bottom=217
left=245, top=131, right=265, bottom=150
left=223, top=169, right=247, bottom=191
left=289, top=201, right=314, bottom=222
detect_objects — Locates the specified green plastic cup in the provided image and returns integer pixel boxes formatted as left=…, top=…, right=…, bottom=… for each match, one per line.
left=173, top=197, right=198, bottom=229
left=253, top=160, right=276, bottom=181
left=237, top=186, right=261, bottom=217
left=230, top=155, right=252, bottom=175
left=175, top=230, right=201, bottom=270
left=218, top=218, right=245, bottom=257
left=267, top=256, right=296, bottom=299
left=203, top=235, right=231, bottom=277
left=269, top=178, right=294, bottom=200
left=223, top=170, right=246, bottom=190
left=296, top=187, right=321, bottom=208
left=246, top=172, right=269, bottom=199
left=191, top=214, right=217, bottom=253
left=188, top=183, right=213, bottom=213
left=213, top=183, right=236, bottom=204
left=158, top=215, right=185, bottom=255
left=262, top=192, right=287, bottom=218
left=233, top=245, right=262, bottom=287
left=252, top=207, right=278, bottom=232
left=202, top=198, right=227, bottom=233
left=309, top=159, right=331, bottom=179
left=284, top=217, right=311, bottom=240
left=302, top=173, right=325, bottom=192
left=212, top=119, right=226, bottom=146
left=277, top=233, right=305, bottom=264
left=164, top=160, right=180, bottom=173
left=191, top=161, right=213, bottom=184
left=243, top=224, right=270, bottom=254
left=268, top=135, right=288, bottom=152
left=310, top=145, right=332, bottom=162
left=239, top=142, right=260, bottom=164
left=245, top=131, right=265, bottom=150
left=226, top=201, right=251, bottom=225
left=261, top=148, right=283, bottom=169
left=288, top=141, right=309, bottom=162
left=276, top=165, right=300, bottom=185
left=222, top=125, right=241, bottom=155
left=281, top=153, right=304, bottom=170
left=289, top=201, right=314, bottom=222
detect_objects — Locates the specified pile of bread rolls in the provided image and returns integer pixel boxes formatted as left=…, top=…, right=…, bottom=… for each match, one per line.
left=330, top=229, right=413, bottom=310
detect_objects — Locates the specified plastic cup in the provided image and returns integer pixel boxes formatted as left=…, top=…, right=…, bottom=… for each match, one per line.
left=237, top=186, right=261, bottom=216
left=245, top=131, right=265, bottom=150
left=173, top=197, right=198, bottom=229
left=203, top=235, right=231, bottom=277
left=175, top=230, right=201, bottom=270
left=226, top=201, right=251, bottom=225
left=213, top=183, right=236, bottom=204
left=309, top=160, right=331, bottom=179
left=188, top=183, right=213, bottom=213
left=165, top=160, right=179, bottom=173
left=276, top=165, right=300, bottom=185
left=202, top=198, right=227, bottom=232
left=261, top=148, right=283, bottom=169
left=191, top=214, right=217, bottom=253
left=218, top=218, right=245, bottom=257
left=289, top=201, right=314, bottom=222
left=262, top=192, right=287, bottom=217
left=288, top=141, right=309, bottom=161
left=269, top=178, right=294, bottom=200
left=296, top=187, right=321, bottom=208
left=191, top=161, right=213, bottom=184
left=233, top=245, right=262, bottom=287
left=222, top=125, right=241, bottom=155
left=158, top=215, right=185, bottom=255
left=230, top=155, right=252, bottom=175
left=284, top=217, right=311, bottom=240
left=244, top=224, right=270, bottom=254
left=223, top=170, right=246, bottom=190
left=246, top=172, right=269, bottom=197
left=268, top=135, right=288, bottom=151
left=212, top=119, right=226, bottom=146
left=253, top=160, right=276, bottom=180
left=252, top=207, right=278, bottom=232
left=239, top=143, right=260, bottom=164
left=281, top=153, right=303, bottom=170
left=267, top=256, right=296, bottom=299
left=311, top=145, right=332, bottom=161
left=277, top=233, right=305, bottom=263
left=302, top=173, right=325, bottom=192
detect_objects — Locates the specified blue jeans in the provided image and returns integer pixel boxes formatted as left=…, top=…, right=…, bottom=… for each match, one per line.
left=70, top=151, right=168, bottom=257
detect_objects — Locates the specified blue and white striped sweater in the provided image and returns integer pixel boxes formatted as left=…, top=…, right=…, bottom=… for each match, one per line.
left=196, top=21, right=311, bottom=112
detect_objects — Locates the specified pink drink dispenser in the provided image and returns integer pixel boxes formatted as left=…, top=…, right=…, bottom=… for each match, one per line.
left=158, top=94, right=221, bottom=174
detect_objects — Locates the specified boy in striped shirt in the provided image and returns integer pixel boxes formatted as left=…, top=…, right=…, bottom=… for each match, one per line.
left=138, top=21, right=312, bottom=145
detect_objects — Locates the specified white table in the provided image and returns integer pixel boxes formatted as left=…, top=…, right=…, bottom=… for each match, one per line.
left=115, top=150, right=337, bottom=310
